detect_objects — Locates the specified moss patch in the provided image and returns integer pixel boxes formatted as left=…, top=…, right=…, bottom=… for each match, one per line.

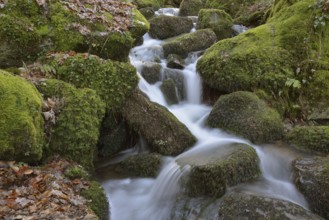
left=208, top=91, right=283, bottom=144
left=81, top=181, right=109, bottom=220
left=39, top=79, right=105, bottom=170
left=0, top=70, right=44, bottom=163
left=286, top=126, right=329, bottom=154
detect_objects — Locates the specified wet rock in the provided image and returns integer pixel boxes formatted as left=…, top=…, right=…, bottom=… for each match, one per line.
left=171, top=192, right=323, bottom=220
left=113, top=153, right=162, bottom=177
left=293, top=156, right=329, bottom=219
left=149, top=15, right=193, bottom=39
left=161, top=79, right=180, bottom=105
left=177, top=143, right=260, bottom=197
left=196, top=9, right=233, bottom=40
left=0, top=70, right=44, bottom=163
left=179, top=0, right=204, bottom=16
left=208, top=91, right=283, bottom=144
left=167, top=54, right=185, bottom=69
left=286, top=126, right=329, bottom=154
left=122, top=90, right=196, bottom=156
left=141, top=62, right=162, bottom=84
left=163, top=68, right=185, bottom=100
left=139, top=7, right=156, bottom=20
left=162, top=29, right=217, bottom=58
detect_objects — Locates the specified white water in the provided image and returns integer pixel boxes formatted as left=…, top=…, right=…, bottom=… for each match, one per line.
left=99, top=9, right=308, bottom=220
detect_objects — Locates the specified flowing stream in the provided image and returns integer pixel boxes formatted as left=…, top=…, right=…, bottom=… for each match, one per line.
left=97, top=8, right=308, bottom=220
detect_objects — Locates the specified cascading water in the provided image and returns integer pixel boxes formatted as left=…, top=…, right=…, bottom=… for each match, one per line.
left=98, top=8, right=308, bottom=220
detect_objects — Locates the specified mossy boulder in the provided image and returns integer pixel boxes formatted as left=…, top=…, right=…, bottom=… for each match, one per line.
left=139, top=7, right=156, bottom=20
left=197, top=0, right=329, bottom=117
left=44, top=53, right=138, bottom=111
left=208, top=91, right=283, bottom=144
left=293, top=156, right=329, bottom=219
left=122, top=90, right=196, bottom=156
left=141, top=62, right=162, bottom=84
left=149, top=15, right=193, bottom=40
left=112, top=153, right=162, bottom=177
left=163, top=68, right=185, bottom=101
left=233, top=2, right=272, bottom=27
left=204, top=0, right=258, bottom=18
left=135, top=0, right=165, bottom=9
left=286, top=126, right=329, bottom=154
left=177, top=143, right=260, bottom=197
left=196, top=9, right=233, bottom=40
left=0, top=70, right=44, bottom=163
left=39, top=79, right=105, bottom=170
left=167, top=54, right=185, bottom=69
left=179, top=0, right=204, bottom=16
left=0, top=0, right=149, bottom=67
left=161, top=79, right=180, bottom=105
left=162, top=29, right=217, bottom=58
left=170, top=192, right=323, bottom=219
left=81, top=181, right=109, bottom=220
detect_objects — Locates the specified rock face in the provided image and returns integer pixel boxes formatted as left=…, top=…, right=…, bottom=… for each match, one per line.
left=179, top=0, right=204, bottom=16
left=149, top=15, right=193, bottom=39
left=141, top=62, right=162, bottom=84
left=196, top=9, right=233, bottom=40
left=113, top=153, right=162, bottom=177
left=293, top=156, right=329, bottom=219
left=0, top=0, right=149, bottom=67
left=162, top=29, right=217, bottom=58
left=167, top=54, right=185, bottom=69
left=0, top=71, right=44, bottom=163
left=197, top=0, right=329, bottom=117
left=286, top=126, right=329, bottom=154
left=122, top=90, right=196, bottom=156
left=161, top=79, right=180, bottom=105
left=170, top=192, right=322, bottom=220
left=44, top=53, right=138, bottom=111
left=39, top=79, right=105, bottom=170
left=208, top=91, right=283, bottom=144
left=177, top=143, right=260, bottom=197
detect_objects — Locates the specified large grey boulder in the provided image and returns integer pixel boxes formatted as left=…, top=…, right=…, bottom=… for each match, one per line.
left=162, top=29, right=217, bottom=58
left=122, top=90, right=196, bottom=155
left=149, top=15, right=193, bottom=39
left=177, top=143, right=260, bottom=197
left=293, top=156, right=329, bottom=219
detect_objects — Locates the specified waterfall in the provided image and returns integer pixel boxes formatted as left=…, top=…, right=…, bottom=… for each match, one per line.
left=99, top=8, right=308, bottom=220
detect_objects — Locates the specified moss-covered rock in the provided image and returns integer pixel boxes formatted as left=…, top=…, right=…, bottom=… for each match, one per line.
left=141, top=62, right=162, bottom=84
left=293, top=156, right=329, bottom=219
left=149, top=15, right=193, bottom=40
left=139, top=7, right=156, bottom=20
left=197, top=0, right=329, bottom=117
left=208, top=91, right=283, bottom=144
left=135, top=0, right=165, bottom=9
left=204, top=0, right=258, bottom=18
left=233, top=2, right=272, bottom=27
left=167, top=54, right=185, bottom=69
left=170, top=192, right=323, bottom=219
left=196, top=9, right=233, bottom=40
left=161, top=79, right=180, bottom=105
left=0, top=70, right=44, bottom=163
left=112, top=153, right=162, bottom=177
left=178, top=143, right=260, bottom=198
left=39, top=79, right=105, bottom=170
left=162, top=69, right=185, bottom=100
left=81, top=181, right=109, bottom=220
left=162, top=29, right=217, bottom=58
left=179, top=0, right=204, bottom=16
left=286, top=126, right=329, bottom=154
left=122, top=90, right=196, bottom=156
left=44, top=53, right=138, bottom=111
left=0, top=0, right=149, bottom=66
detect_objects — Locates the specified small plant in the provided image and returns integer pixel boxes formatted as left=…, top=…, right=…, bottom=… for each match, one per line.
left=310, top=0, right=329, bottom=29
left=64, top=165, right=89, bottom=179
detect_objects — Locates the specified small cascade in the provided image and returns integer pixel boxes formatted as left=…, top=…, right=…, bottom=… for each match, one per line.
left=98, top=8, right=309, bottom=220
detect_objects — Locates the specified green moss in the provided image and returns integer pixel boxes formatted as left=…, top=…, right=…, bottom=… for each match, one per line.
left=286, top=126, right=329, bottom=154
left=0, top=70, right=44, bottom=163
left=130, top=9, right=150, bottom=42
left=179, top=0, right=204, bottom=16
left=81, top=181, right=109, bottom=220
left=64, top=165, right=90, bottom=180
left=39, top=79, right=105, bottom=170
left=204, top=0, right=258, bottom=18
left=196, top=9, right=233, bottom=40
left=0, top=14, right=41, bottom=68
left=45, top=53, right=138, bottom=111
left=208, top=91, right=283, bottom=144
left=135, top=0, right=165, bottom=9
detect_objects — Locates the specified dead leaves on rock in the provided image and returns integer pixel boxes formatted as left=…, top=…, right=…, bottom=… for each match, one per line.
left=0, top=159, right=97, bottom=220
